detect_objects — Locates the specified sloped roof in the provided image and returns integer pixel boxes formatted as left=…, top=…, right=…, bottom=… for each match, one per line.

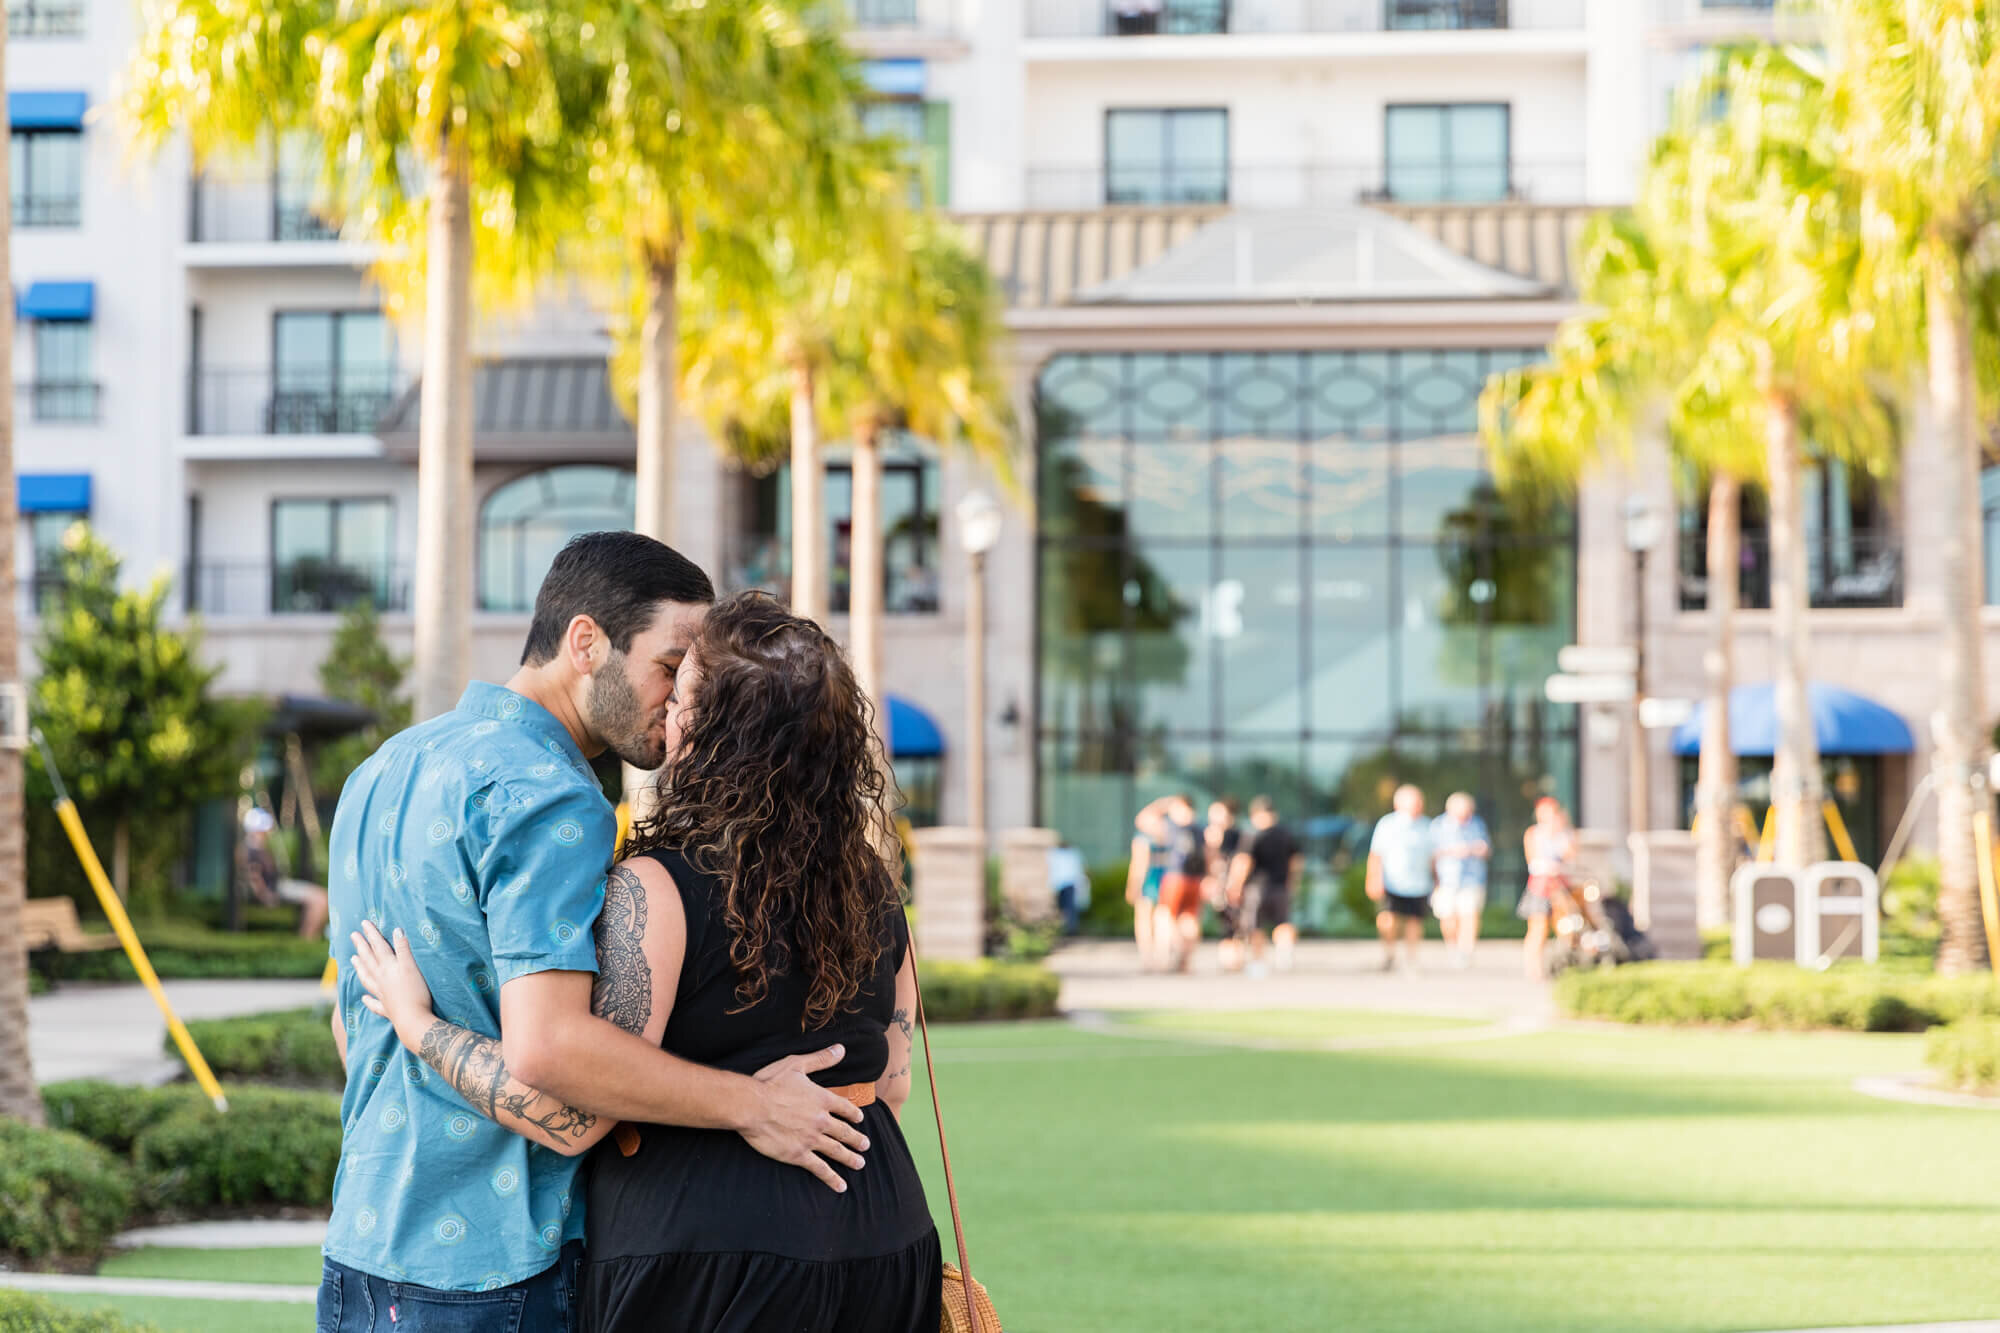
left=377, top=357, right=633, bottom=463
left=1073, top=208, right=1551, bottom=304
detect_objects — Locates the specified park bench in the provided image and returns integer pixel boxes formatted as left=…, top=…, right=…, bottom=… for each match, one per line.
left=22, top=897, right=118, bottom=987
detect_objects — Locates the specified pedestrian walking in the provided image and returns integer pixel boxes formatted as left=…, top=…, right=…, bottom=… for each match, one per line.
left=1204, top=800, right=1245, bottom=971
left=1431, top=793, right=1491, bottom=970
left=1520, top=796, right=1576, bottom=980
left=1140, top=794, right=1208, bottom=973
left=1124, top=807, right=1169, bottom=969
left=1365, top=785, right=1435, bottom=972
left=1224, top=796, right=1302, bottom=979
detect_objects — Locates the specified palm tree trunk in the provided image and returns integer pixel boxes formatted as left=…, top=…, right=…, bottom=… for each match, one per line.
left=0, top=6, right=44, bottom=1121
left=789, top=358, right=826, bottom=625
left=1928, top=251, right=1990, bottom=974
left=625, top=242, right=679, bottom=816
left=1765, top=391, right=1822, bottom=867
left=1695, top=471, right=1740, bottom=929
left=849, top=417, right=886, bottom=742
left=412, top=142, right=475, bottom=722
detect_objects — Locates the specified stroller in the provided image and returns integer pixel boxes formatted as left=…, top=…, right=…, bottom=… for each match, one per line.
left=1543, top=877, right=1655, bottom=977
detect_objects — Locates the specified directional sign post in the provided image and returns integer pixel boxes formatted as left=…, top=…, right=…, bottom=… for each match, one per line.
left=1545, top=674, right=1636, bottom=704
left=1556, top=645, right=1637, bottom=677
left=1638, top=697, right=1695, bottom=730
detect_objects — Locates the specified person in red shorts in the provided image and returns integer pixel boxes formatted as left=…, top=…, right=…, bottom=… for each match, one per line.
left=1140, top=793, right=1208, bottom=973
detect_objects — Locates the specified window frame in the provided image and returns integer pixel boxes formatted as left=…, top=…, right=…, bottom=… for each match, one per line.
left=11, top=126, right=82, bottom=227
left=1381, top=101, right=1512, bottom=203
left=477, top=465, right=637, bottom=613
left=269, top=307, right=397, bottom=435
left=268, top=494, right=397, bottom=614
left=29, top=318, right=95, bottom=422
left=1103, top=107, right=1230, bottom=206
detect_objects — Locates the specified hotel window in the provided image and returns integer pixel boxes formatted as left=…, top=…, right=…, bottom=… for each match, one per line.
left=271, top=310, right=396, bottom=434
left=1383, top=103, right=1510, bottom=202
left=271, top=497, right=395, bottom=613
left=31, top=319, right=94, bottom=422
left=480, top=466, right=636, bottom=613
left=1104, top=108, right=1228, bottom=205
left=11, top=128, right=80, bottom=226
left=860, top=100, right=951, bottom=207
left=748, top=452, right=941, bottom=615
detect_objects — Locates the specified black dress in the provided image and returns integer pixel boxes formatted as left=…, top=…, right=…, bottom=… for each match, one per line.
left=578, top=848, right=941, bottom=1333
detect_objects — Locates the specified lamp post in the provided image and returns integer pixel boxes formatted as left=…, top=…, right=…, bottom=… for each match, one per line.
left=1624, top=494, right=1664, bottom=845
left=956, top=491, right=1003, bottom=845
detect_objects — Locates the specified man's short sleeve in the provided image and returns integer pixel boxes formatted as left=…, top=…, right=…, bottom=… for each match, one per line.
left=1369, top=816, right=1391, bottom=857
left=477, top=783, right=617, bottom=987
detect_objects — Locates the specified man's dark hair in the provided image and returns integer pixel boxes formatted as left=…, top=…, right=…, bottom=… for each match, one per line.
left=520, top=531, right=714, bottom=666
left=1250, top=795, right=1276, bottom=817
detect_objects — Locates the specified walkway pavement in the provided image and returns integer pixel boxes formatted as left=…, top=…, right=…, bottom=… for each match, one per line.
left=28, top=978, right=328, bottom=1086
left=1045, top=937, right=1558, bottom=1025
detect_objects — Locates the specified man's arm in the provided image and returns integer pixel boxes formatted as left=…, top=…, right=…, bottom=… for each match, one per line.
left=1287, top=852, right=1305, bottom=895
left=1365, top=851, right=1385, bottom=901
left=330, top=1004, right=348, bottom=1070
left=1224, top=851, right=1253, bottom=903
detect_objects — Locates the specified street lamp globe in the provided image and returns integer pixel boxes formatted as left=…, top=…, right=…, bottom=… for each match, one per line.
left=1623, top=494, right=1663, bottom=556
left=956, top=491, right=1003, bottom=557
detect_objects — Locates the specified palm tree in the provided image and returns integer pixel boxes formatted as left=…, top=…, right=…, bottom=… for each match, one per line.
left=824, top=214, right=1015, bottom=727
left=0, top=13, right=45, bottom=1128
left=1485, top=43, right=1891, bottom=908
left=125, top=0, right=584, bottom=720
left=1826, top=0, right=2000, bottom=973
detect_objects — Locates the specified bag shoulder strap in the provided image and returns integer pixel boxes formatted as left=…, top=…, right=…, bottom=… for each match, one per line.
left=906, top=935, right=986, bottom=1333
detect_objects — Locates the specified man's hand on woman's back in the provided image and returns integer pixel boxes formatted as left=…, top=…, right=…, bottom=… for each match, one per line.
left=745, top=1045, right=871, bottom=1194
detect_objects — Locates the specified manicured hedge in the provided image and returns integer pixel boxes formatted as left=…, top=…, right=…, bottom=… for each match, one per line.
left=0, top=1119, right=135, bottom=1261
left=1556, top=962, right=2000, bottom=1032
left=175, top=1006, right=343, bottom=1088
left=39, top=1081, right=342, bottom=1216
left=1925, top=1018, right=2000, bottom=1094
left=0, top=1291, right=156, bottom=1333
left=921, top=960, right=1060, bottom=1022
left=58, top=923, right=328, bottom=982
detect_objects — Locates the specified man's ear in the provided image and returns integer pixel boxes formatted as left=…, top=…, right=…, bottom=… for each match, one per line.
left=565, top=615, right=605, bottom=676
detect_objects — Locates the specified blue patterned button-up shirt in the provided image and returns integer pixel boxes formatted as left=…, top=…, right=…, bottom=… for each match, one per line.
left=323, top=682, right=614, bottom=1291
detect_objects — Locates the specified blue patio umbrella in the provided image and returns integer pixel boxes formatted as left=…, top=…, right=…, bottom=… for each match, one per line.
left=1669, top=681, right=1914, bottom=758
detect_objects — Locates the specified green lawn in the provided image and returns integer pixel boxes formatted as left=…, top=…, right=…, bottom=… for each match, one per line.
left=1107, top=1007, right=1488, bottom=1043
left=51, top=1014, right=2000, bottom=1333
left=31, top=1293, right=305, bottom=1332
left=99, top=1246, right=323, bottom=1286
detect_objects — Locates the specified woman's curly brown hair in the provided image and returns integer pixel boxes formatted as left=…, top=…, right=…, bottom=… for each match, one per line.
left=625, top=592, right=902, bottom=1029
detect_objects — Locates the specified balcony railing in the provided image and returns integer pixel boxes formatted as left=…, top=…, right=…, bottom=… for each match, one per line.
left=1026, top=0, right=1581, bottom=37
left=1023, top=156, right=1585, bottom=209
left=188, top=368, right=405, bottom=437
left=1679, top=530, right=1903, bottom=612
left=189, top=175, right=340, bottom=244
left=186, top=560, right=411, bottom=616
left=8, top=0, right=84, bottom=36
left=20, top=381, right=99, bottom=423
left=854, top=0, right=920, bottom=23
left=13, top=194, right=80, bottom=228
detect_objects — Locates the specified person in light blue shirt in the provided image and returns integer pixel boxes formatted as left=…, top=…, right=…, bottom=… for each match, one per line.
left=1430, top=793, right=1491, bottom=970
left=319, top=533, right=870, bottom=1332
left=1366, top=785, right=1436, bottom=972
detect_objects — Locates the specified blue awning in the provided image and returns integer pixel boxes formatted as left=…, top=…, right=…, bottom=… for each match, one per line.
left=887, top=694, right=944, bottom=759
left=863, top=59, right=926, bottom=98
left=17, top=281, right=93, bottom=321
left=16, top=473, right=90, bottom=513
left=9, top=91, right=86, bottom=129
left=1671, top=682, right=1915, bottom=758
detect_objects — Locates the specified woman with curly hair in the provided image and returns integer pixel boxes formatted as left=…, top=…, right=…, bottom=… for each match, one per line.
left=350, top=593, right=939, bottom=1332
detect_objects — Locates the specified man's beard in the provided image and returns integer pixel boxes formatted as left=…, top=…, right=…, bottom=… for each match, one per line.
left=589, top=658, right=666, bottom=771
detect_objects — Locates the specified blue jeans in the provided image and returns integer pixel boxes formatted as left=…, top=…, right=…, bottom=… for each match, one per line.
left=318, top=1243, right=582, bottom=1333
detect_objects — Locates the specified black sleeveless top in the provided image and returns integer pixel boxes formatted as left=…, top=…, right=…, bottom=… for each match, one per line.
left=583, top=846, right=932, bottom=1266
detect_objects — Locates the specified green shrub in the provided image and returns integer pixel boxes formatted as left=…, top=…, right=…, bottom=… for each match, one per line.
left=920, top=960, right=1060, bottom=1022
left=1883, top=856, right=1942, bottom=962
left=1078, top=864, right=1135, bottom=937
left=0, top=1120, right=135, bottom=1261
left=1557, top=961, right=2000, bottom=1032
left=131, top=1085, right=343, bottom=1213
left=59, top=924, right=328, bottom=982
left=40, top=1081, right=206, bottom=1156
left=0, top=1291, right=157, bottom=1332
left=1925, top=1018, right=2000, bottom=1093
left=175, top=1006, right=342, bottom=1088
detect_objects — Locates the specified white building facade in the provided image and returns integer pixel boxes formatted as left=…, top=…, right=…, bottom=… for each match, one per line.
left=24, top=0, right=1881, bottom=910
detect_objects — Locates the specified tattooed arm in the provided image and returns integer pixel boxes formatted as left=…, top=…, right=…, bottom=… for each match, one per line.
left=881, top=952, right=918, bottom=1118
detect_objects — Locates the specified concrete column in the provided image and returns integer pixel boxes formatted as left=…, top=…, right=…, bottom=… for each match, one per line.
left=999, top=826, right=1058, bottom=924
left=910, top=826, right=986, bottom=961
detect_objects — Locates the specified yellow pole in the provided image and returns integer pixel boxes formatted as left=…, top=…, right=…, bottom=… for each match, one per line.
left=321, top=957, right=338, bottom=992
left=1974, top=810, right=2000, bottom=976
left=1757, top=805, right=1777, bottom=864
left=615, top=801, right=632, bottom=858
left=51, top=798, right=228, bottom=1111
left=1821, top=800, right=1859, bottom=865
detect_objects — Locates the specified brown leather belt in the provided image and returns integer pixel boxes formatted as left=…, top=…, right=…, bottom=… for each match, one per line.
left=613, top=1081, right=876, bottom=1158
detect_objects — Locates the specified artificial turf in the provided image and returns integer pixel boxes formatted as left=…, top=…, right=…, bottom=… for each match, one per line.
left=47, top=1013, right=2000, bottom=1332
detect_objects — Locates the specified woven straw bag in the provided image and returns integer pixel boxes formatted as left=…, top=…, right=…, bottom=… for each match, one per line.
left=910, top=944, right=1001, bottom=1333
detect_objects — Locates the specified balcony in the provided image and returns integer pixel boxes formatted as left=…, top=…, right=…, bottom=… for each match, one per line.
left=7, top=0, right=84, bottom=37
left=188, top=368, right=405, bottom=438
left=186, top=560, right=411, bottom=617
left=1023, top=156, right=1585, bottom=209
left=185, top=175, right=371, bottom=265
left=1679, top=531, right=1903, bottom=613
left=13, top=194, right=80, bottom=228
left=19, top=380, right=99, bottom=424
left=1026, top=0, right=1583, bottom=38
